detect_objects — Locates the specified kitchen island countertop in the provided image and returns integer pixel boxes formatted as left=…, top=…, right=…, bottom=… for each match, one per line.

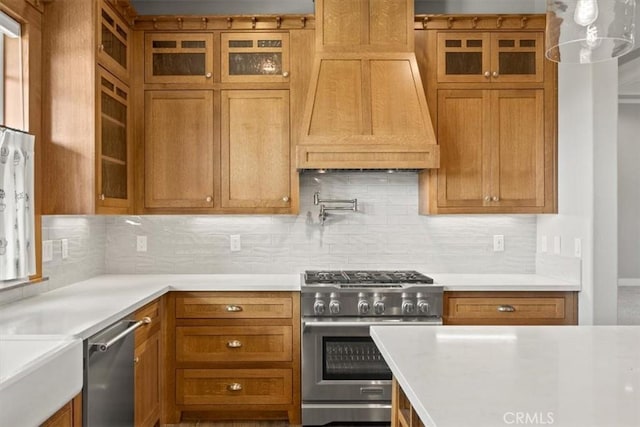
left=371, top=325, right=640, bottom=427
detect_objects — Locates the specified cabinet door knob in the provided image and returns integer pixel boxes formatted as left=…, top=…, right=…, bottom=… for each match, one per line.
left=205, top=196, right=213, bottom=203
left=226, top=305, right=243, bottom=312
left=99, top=194, right=106, bottom=201
left=282, top=71, right=290, bottom=77
left=227, top=383, right=243, bottom=391
left=492, top=196, right=500, bottom=202
left=484, top=196, right=491, bottom=202
left=492, top=71, right=499, bottom=78
left=227, top=340, right=242, bottom=348
left=98, top=44, right=104, bottom=52
left=134, top=357, right=140, bottom=364
left=205, top=72, right=212, bottom=78
left=282, top=196, right=290, bottom=202
left=484, top=71, right=490, bottom=78
left=497, top=305, right=515, bottom=312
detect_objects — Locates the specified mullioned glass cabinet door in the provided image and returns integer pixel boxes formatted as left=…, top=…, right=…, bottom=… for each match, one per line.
left=145, top=33, right=214, bottom=85
left=221, top=33, right=290, bottom=83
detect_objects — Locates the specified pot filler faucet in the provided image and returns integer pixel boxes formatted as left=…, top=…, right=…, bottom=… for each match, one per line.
left=313, top=191, right=358, bottom=225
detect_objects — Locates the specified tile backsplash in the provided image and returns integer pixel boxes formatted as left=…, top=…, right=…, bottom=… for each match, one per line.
left=0, top=216, right=106, bottom=305
left=0, top=172, right=538, bottom=305
left=105, top=172, right=537, bottom=274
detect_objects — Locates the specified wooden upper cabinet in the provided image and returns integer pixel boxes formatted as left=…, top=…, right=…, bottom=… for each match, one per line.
left=97, top=68, right=132, bottom=211
left=221, top=90, right=291, bottom=209
left=435, top=89, right=545, bottom=210
left=144, top=90, right=215, bottom=209
left=316, top=0, right=413, bottom=52
left=436, top=32, right=544, bottom=84
left=97, top=0, right=130, bottom=83
left=221, top=33, right=290, bottom=83
left=145, top=33, right=214, bottom=85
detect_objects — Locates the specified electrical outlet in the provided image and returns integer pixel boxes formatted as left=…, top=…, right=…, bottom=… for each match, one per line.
left=43, top=240, right=53, bottom=262
left=574, top=238, right=582, bottom=258
left=136, top=235, right=147, bottom=252
left=230, top=235, right=241, bottom=252
left=541, top=235, right=548, bottom=253
left=61, top=239, right=69, bottom=260
left=493, top=235, right=505, bottom=252
left=554, top=236, right=561, bottom=255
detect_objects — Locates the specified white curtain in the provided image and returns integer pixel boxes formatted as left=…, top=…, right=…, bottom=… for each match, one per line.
left=0, top=127, right=35, bottom=281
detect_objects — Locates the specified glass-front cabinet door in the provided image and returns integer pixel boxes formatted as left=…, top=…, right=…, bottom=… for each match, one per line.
left=97, top=68, right=131, bottom=211
left=145, top=33, right=214, bottom=85
left=436, top=32, right=490, bottom=83
left=437, top=31, right=544, bottom=84
left=221, top=33, right=290, bottom=83
left=490, top=32, right=544, bottom=83
left=98, top=0, right=129, bottom=83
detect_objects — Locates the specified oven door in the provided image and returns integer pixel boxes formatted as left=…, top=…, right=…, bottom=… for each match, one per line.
left=302, top=318, right=439, bottom=403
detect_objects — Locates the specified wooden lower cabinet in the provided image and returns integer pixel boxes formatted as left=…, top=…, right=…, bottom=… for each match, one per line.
left=164, top=292, right=301, bottom=424
left=444, top=291, right=578, bottom=325
left=134, top=299, right=162, bottom=427
left=391, top=378, right=424, bottom=427
left=40, top=394, right=82, bottom=427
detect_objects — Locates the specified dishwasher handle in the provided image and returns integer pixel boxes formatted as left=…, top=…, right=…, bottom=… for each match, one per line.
left=93, top=317, right=151, bottom=352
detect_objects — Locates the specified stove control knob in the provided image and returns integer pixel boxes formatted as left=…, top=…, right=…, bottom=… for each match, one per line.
left=402, top=300, right=416, bottom=315
left=314, top=300, right=327, bottom=315
left=358, top=300, right=371, bottom=315
left=418, top=300, right=430, bottom=314
left=373, top=300, right=385, bottom=315
left=329, top=300, right=341, bottom=314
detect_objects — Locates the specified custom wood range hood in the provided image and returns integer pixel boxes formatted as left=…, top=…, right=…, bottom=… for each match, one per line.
left=298, top=0, right=439, bottom=170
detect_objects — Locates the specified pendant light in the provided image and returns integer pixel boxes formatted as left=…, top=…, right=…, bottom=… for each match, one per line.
left=546, top=0, right=636, bottom=63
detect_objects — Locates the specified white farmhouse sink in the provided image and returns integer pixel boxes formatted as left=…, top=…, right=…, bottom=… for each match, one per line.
left=0, top=335, right=83, bottom=427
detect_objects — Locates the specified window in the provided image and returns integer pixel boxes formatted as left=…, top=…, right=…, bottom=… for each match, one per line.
left=0, top=11, right=22, bottom=127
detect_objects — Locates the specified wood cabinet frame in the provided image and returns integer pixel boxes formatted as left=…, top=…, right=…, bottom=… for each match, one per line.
left=416, top=14, right=557, bottom=215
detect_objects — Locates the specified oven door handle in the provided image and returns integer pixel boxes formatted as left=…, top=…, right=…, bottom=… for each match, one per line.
left=302, top=319, right=442, bottom=329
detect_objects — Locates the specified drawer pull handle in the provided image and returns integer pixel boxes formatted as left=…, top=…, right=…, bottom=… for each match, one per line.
left=227, top=383, right=243, bottom=391
left=227, top=340, right=242, bottom=348
left=226, top=305, right=243, bottom=312
left=497, top=305, right=516, bottom=313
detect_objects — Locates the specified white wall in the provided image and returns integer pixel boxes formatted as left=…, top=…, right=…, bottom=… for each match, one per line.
left=618, top=104, right=640, bottom=281
left=537, top=60, right=620, bottom=325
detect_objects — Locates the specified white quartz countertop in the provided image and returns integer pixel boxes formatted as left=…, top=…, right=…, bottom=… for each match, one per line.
left=0, top=273, right=579, bottom=338
left=0, top=274, right=300, bottom=338
left=431, top=274, right=580, bottom=291
left=371, top=325, right=640, bottom=427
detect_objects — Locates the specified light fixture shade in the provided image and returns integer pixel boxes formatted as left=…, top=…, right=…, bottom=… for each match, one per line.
left=546, top=0, right=636, bottom=63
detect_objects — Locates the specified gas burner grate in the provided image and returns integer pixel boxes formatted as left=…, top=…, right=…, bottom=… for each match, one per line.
left=304, top=270, right=434, bottom=285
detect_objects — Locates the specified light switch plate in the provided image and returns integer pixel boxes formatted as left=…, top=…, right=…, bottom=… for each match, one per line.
left=493, top=235, right=505, bottom=252
left=61, top=239, right=69, bottom=259
left=43, top=240, right=53, bottom=262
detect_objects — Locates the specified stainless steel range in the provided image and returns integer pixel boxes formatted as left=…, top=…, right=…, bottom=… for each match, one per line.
left=301, top=270, right=443, bottom=426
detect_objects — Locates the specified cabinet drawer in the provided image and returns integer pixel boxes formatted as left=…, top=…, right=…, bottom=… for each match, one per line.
left=445, top=292, right=576, bottom=325
left=176, top=326, right=292, bottom=363
left=134, top=299, right=161, bottom=344
left=176, top=294, right=292, bottom=319
left=176, top=369, right=292, bottom=405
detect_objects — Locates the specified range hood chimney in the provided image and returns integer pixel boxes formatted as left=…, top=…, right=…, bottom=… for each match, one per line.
left=298, top=0, right=439, bottom=170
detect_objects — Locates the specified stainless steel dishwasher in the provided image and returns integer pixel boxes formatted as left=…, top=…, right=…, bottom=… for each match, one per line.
left=83, top=315, right=150, bottom=427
